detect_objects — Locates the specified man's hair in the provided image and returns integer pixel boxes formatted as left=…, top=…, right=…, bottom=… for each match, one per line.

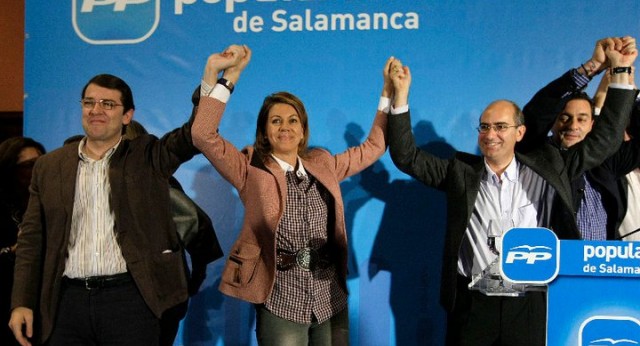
left=81, top=74, right=135, bottom=113
left=557, top=92, right=595, bottom=118
left=511, top=100, right=525, bottom=126
left=254, top=91, right=310, bottom=160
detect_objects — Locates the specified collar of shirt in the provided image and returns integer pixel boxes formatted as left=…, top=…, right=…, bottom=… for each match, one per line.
left=77, top=137, right=122, bottom=163
left=483, top=156, right=519, bottom=185
left=271, top=154, right=308, bottom=177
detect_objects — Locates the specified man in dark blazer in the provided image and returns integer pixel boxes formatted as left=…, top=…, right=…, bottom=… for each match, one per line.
left=520, top=37, right=640, bottom=241
left=387, top=42, right=636, bottom=345
left=7, top=71, right=233, bottom=345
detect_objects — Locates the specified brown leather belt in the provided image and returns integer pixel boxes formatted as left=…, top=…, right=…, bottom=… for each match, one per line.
left=276, top=246, right=332, bottom=271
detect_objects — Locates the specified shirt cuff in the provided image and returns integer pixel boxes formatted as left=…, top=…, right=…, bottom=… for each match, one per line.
left=391, top=104, right=409, bottom=115
left=378, top=97, right=390, bottom=113
left=609, top=83, right=635, bottom=90
left=570, top=68, right=591, bottom=89
left=200, top=79, right=231, bottom=103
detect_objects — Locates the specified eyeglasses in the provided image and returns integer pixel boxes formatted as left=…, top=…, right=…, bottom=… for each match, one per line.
left=80, top=98, right=123, bottom=110
left=476, top=123, right=520, bottom=133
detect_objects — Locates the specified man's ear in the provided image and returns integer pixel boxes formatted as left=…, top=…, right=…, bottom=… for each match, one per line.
left=516, top=124, right=526, bottom=142
left=123, top=109, right=134, bottom=125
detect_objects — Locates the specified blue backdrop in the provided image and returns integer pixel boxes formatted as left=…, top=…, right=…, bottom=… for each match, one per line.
left=24, top=1, right=640, bottom=345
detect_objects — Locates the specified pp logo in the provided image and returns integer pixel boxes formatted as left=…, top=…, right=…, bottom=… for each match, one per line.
left=579, top=316, right=640, bottom=346
left=501, top=227, right=559, bottom=283
left=72, top=0, right=159, bottom=44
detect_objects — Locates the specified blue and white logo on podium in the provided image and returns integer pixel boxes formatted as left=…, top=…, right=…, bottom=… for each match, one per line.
left=579, top=316, right=640, bottom=346
left=501, top=227, right=559, bottom=283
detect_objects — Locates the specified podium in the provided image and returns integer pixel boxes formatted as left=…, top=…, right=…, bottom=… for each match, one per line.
left=494, top=228, right=640, bottom=345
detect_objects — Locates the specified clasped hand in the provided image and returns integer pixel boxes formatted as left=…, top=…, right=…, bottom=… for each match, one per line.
left=203, top=44, right=252, bottom=86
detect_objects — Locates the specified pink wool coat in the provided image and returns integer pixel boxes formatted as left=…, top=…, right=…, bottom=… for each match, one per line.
left=192, top=96, right=387, bottom=303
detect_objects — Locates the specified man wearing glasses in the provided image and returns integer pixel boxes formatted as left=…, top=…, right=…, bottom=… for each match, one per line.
left=387, top=40, right=636, bottom=345
left=7, top=69, right=237, bottom=345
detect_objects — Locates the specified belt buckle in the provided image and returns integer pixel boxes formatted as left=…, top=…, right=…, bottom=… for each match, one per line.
left=84, top=277, right=100, bottom=290
left=296, top=247, right=318, bottom=271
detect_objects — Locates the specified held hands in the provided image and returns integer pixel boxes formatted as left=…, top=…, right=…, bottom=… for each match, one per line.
left=202, top=44, right=251, bottom=87
left=389, top=59, right=411, bottom=108
left=606, top=37, right=637, bottom=86
left=589, top=38, right=612, bottom=74
left=382, top=56, right=398, bottom=98
left=8, top=307, right=33, bottom=346
left=585, top=37, right=637, bottom=76
left=606, top=36, right=637, bottom=68
left=222, top=45, right=252, bottom=85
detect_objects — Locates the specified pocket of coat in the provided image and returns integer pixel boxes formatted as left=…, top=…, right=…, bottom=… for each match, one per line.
left=221, top=242, right=261, bottom=287
left=152, top=249, right=188, bottom=298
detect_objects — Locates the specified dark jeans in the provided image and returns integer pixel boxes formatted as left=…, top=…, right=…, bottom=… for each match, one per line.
left=48, top=277, right=160, bottom=346
left=255, top=304, right=349, bottom=346
left=446, top=275, right=546, bottom=346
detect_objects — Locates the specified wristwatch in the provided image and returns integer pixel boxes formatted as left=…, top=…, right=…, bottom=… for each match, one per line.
left=611, top=66, right=632, bottom=75
left=217, top=78, right=235, bottom=94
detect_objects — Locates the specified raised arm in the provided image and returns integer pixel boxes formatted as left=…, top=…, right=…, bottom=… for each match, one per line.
left=518, top=38, right=620, bottom=152
left=191, top=45, right=253, bottom=189
left=387, top=62, right=450, bottom=189
left=150, top=47, right=252, bottom=176
left=593, top=68, right=612, bottom=113
left=562, top=37, right=638, bottom=179
left=330, top=57, right=398, bottom=181
left=586, top=38, right=640, bottom=178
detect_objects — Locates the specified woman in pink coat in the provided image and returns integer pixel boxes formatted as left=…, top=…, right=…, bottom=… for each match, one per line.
left=192, top=45, right=400, bottom=345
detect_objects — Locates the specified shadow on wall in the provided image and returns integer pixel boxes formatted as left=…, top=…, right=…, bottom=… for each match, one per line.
left=341, top=120, right=452, bottom=346
left=181, top=165, right=255, bottom=346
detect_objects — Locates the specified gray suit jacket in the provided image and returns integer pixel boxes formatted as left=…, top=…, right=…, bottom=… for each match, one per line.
left=388, top=88, right=637, bottom=312
left=12, top=116, right=198, bottom=342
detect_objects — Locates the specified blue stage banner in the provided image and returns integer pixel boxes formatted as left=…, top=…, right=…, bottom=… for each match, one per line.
left=24, top=1, right=640, bottom=345
left=548, top=271, right=640, bottom=345
left=551, top=241, right=640, bottom=344
left=501, top=229, right=640, bottom=345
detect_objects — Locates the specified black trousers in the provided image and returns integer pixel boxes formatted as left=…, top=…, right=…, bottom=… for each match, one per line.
left=48, top=276, right=160, bottom=346
left=446, top=275, right=546, bottom=346
left=159, top=300, right=188, bottom=346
